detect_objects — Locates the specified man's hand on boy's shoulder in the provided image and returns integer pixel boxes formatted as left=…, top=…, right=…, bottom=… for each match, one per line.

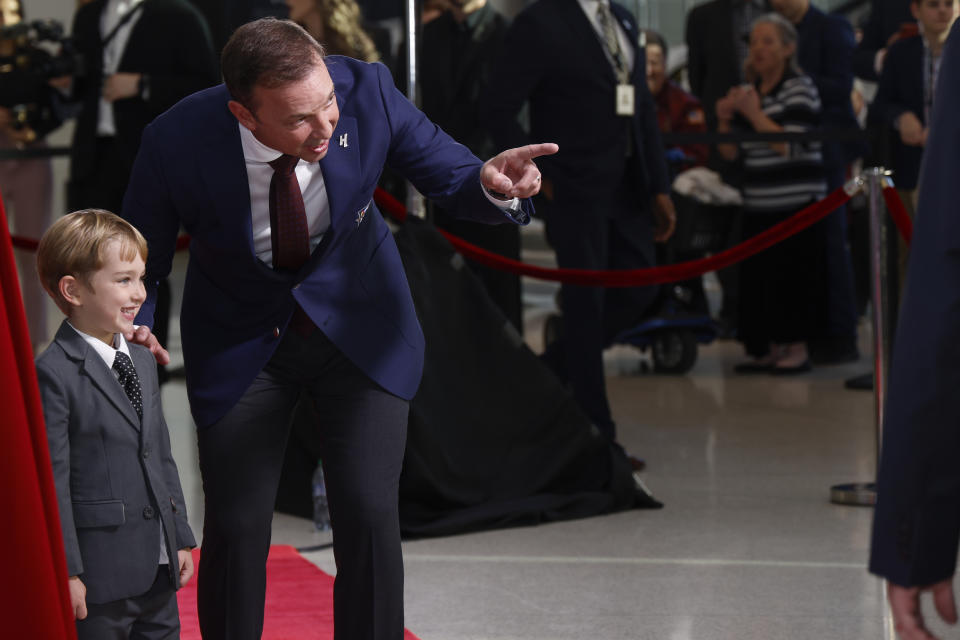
left=178, top=549, right=195, bottom=587
left=68, top=576, right=87, bottom=620
left=125, top=326, right=171, bottom=366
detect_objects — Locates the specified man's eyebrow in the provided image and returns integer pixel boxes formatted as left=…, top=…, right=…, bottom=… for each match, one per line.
left=287, top=91, right=336, bottom=120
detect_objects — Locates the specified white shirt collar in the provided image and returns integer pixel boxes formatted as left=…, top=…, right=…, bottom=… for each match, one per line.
left=67, top=322, right=131, bottom=370
left=238, top=123, right=291, bottom=165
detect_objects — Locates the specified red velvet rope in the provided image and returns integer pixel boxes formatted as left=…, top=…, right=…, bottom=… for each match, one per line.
left=12, top=184, right=909, bottom=289
left=11, top=236, right=37, bottom=251
left=882, top=186, right=912, bottom=247
left=375, top=186, right=852, bottom=287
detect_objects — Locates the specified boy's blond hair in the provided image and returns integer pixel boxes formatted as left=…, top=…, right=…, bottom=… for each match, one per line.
left=36, top=209, right=148, bottom=314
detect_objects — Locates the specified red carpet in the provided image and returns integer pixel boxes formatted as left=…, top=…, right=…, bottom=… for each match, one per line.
left=178, top=545, right=421, bottom=639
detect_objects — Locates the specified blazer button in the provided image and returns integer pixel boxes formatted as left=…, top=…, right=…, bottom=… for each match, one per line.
left=143, top=506, right=155, bottom=519
left=142, top=449, right=150, bottom=459
left=273, top=327, right=281, bottom=338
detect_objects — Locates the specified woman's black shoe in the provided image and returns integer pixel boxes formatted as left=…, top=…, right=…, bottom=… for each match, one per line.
left=734, top=361, right=772, bottom=374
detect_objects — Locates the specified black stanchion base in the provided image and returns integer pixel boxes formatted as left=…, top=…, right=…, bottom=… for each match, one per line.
left=844, top=372, right=874, bottom=391
left=830, top=482, right=876, bottom=506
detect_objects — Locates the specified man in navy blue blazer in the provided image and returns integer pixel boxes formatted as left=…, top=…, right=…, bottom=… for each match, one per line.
left=122, top=17, right=555, bottom=640
left=870, top=19, right=960, bottom=640
left=483, top=0, right=675, bottom=445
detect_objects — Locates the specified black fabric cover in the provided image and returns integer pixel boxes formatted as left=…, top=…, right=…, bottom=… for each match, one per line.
left=276, top=219, right=641, bottom=537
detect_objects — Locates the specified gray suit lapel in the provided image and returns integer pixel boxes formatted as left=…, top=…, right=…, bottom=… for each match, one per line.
left=55, top=323, right=142, bottom=431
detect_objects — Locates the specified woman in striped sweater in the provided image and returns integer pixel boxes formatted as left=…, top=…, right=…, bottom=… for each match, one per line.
left=716, top=12, right=828, bottom=374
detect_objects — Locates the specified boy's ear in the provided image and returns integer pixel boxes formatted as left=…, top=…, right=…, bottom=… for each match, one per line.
left=58, top=275, right=84, bottom=308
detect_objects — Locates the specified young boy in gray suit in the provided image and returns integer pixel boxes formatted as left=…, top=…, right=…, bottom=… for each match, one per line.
left=35, top=209, right=196, bottom=639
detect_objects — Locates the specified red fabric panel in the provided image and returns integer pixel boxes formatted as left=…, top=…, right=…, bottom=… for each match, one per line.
left=0, top=195, right=76, bottom=638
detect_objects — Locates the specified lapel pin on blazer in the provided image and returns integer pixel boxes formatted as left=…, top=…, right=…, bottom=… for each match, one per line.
left=355, top=202, right=370, bottom=228
left=339, top=133, right=348, bottom=148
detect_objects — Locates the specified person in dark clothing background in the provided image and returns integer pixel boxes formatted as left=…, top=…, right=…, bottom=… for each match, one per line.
left=483, top=0, right=675, bottom=458
left=643, top=29, right=709, bottom=170
left=772, top=0, right=862, bottom=365
left=869, top=0, right=958, bottom=288
left=420, top=0, right=522, bottom=331
left=66, top=0, right=219, bottom=381
left=869, top=20, right=960, bottom=640
left=67, top=0, right=219, bottom=215
left=719, top=13, right=827, bottom=374
left=686, top=0, right=770, bottom=133
left=685, top=0, right=770, bottom=338
left=853, top=0, right=918, bottom=81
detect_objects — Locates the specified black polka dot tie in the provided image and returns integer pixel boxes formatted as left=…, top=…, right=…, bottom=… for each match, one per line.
left=113, top=351, right=143, bottom=420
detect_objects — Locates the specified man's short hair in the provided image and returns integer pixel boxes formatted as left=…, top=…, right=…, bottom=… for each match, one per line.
left=643, top=29, right=669, bottom=59
left=37, top=209, right=148, bottom=312
left=221, top=17, right=326, bottom=110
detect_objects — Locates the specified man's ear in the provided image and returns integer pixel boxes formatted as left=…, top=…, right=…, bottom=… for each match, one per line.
left=58, top=275, right=84, bottom=307
left=228, top=100, right=257, bottom=131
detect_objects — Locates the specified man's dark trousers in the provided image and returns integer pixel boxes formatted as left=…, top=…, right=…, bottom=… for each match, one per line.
left=196, top=327, right=409, bottom=640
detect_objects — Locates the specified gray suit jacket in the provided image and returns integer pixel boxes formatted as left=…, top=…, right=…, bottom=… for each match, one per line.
left=36, top=320, right=195, bottom=604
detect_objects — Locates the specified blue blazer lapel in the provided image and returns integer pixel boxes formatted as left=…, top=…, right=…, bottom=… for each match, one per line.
left=318, top=115, right=362, bottom=239
left=610, top=4, right=639, bottom=53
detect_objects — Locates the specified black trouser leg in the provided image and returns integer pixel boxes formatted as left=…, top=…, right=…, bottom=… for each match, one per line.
left=196, top=328, right=408, bottom=640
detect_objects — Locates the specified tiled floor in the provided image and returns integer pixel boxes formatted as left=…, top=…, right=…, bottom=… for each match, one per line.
left=25, top=230, right=952, bottom=640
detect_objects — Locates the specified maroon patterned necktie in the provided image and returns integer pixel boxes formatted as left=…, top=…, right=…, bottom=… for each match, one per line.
left=269, top=154, right=316, bottom=336
left=268, top=154, right=310, bottom=271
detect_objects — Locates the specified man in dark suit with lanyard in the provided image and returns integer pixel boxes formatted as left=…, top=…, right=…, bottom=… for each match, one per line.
left=124, top=18, right=555, bottom=639
left=483, top=0, right=675, bottom=452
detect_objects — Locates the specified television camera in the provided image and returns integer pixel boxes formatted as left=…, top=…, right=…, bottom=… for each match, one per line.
left=0, top=19, right=82, bottom=138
